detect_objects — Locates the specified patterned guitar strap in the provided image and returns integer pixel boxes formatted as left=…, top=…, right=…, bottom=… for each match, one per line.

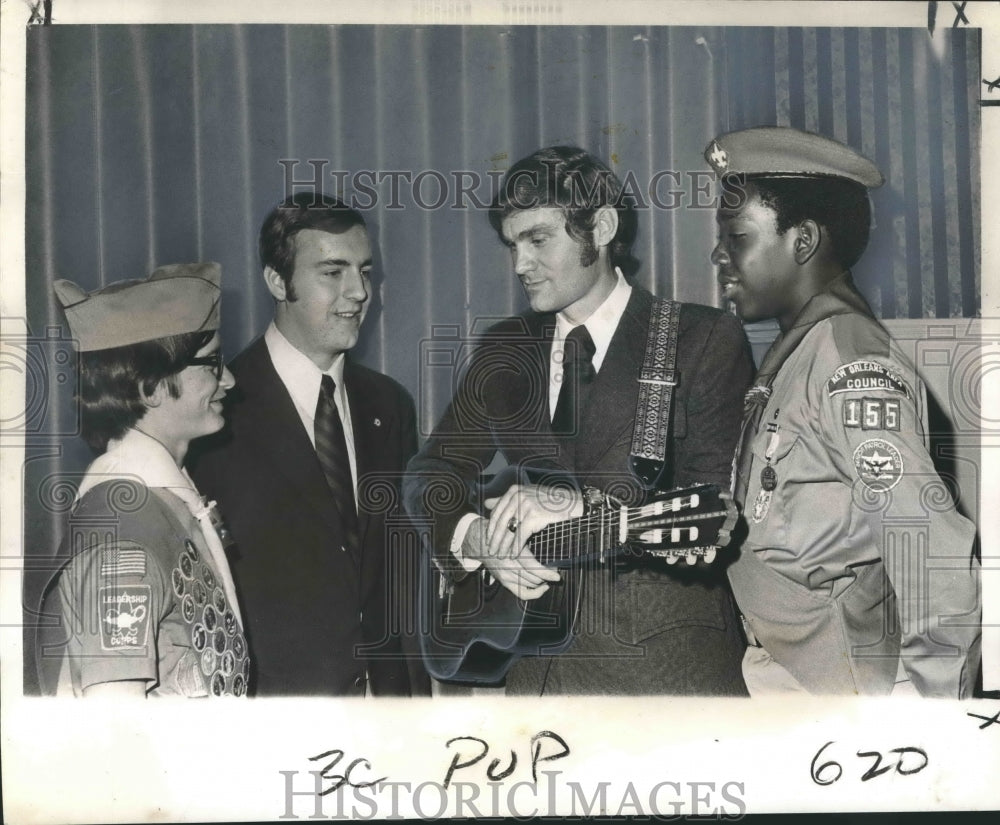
left=629, top=298, right=681, bottom=490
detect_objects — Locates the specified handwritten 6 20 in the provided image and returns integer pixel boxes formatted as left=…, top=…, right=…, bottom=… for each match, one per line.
left=810, top=741, right=928, bottom=786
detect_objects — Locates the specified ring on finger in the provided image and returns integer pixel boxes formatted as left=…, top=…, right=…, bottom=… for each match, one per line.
left=507, top=516, right=519, bottom=533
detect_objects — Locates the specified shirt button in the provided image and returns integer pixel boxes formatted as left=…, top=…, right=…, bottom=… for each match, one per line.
left=340, top=545, right=347, bottom=553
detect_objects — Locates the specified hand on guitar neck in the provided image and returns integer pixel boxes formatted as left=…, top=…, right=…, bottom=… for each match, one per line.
left=425, top=478, right=737, bottom=683
left=460, top=483, right=577, bottom=600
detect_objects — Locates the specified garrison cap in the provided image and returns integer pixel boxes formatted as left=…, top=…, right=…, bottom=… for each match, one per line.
left=704, top=126, right=884, bottom=188
left=54, top=262, right=222, bottom=352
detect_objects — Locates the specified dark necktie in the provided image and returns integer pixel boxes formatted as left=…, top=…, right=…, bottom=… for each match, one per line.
left=315, top=375, right=360, bottom=551
left=551, top=324, right=596, bottom=436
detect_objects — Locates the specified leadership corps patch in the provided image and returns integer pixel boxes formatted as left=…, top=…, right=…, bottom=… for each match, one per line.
left=828, top=360, right=910, bottom=398
left=853, top=438, right=904, bottom=492
left=100, top=585, right=151, bottom=650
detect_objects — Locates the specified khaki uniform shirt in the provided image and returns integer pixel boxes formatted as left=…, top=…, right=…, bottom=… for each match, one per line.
left=729, top=278, right=980, bottom=697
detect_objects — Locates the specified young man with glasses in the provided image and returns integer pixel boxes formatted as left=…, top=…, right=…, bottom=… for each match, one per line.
left=40, top=262, right=248, bottom=697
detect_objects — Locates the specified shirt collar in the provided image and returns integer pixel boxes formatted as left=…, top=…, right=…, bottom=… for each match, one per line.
left=77, top=427, right=199, bottom=502
left=554, top=268, right=632, bottom=369
left=265, top=321, right=347, bottom=411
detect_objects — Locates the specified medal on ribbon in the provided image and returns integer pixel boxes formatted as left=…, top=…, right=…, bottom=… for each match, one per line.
left=751, top=423, right=781, bottom=524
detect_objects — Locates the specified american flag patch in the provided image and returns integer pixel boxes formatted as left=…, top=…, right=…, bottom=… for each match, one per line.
left=100, top=543, right=147, bottom=578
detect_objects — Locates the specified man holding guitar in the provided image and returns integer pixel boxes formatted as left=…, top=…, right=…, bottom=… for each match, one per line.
left=405, top=146, right=753, bottom=695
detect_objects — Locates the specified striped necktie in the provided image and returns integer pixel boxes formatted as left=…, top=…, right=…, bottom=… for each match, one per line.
left=315, top=375, right=360, bottom=551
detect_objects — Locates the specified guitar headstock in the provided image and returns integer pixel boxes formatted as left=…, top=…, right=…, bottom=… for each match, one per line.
left=526, top=482, right=737, bottom=568
left=623, top=483, right=737, bottom=558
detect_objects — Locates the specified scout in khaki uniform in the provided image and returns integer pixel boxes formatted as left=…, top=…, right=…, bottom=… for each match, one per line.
left=705, top=127, right=981, bottom=697
left=38, top=263, right=249, bottom=697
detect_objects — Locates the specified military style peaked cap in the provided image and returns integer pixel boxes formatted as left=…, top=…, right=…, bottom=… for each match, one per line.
left=704, top=126, right=884, bottom=188
left=54, top=262, right=222, bottom=351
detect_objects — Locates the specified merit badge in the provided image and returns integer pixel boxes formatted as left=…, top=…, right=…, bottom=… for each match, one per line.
left=200, top=647, right=217, bottom=676
left=213, top=587, right=227, bottom=614
left=179, top=552, right=194, bottom=579
left=751, top=489, right=771, bottom=523
left=211, top=672, right=226, bottom=697
left=100, top=585, right=151, bottom=650
left=213, top=628, right=227, bottom=654
left=224, top=609, right=237, bottom=635
left=203, top=604, right=218, bottom=631
left=221, top=650, right=236, bottom=677
left=232, top=673, right=246, bottom=697
left=181, top=593, right=196, bottom=623
left=827, top=360, right=910, bottom=398
left=192, top=579, right=207, bottom=606
left=171, top=568, right=185, bottom=598
left=202, top=565, right=216, bottom=590
left=242, top=656, right=251, bottom=680
left=184, top=538, right=199, bottom=562
left=192, top=623, right=207, bottom=651
left=853, top=438, right=904, bottom=492
left=232, top=633, right=246, bottom=659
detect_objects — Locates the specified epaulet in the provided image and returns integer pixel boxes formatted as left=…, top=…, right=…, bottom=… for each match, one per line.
left=828, top=312, right=892, bottom=362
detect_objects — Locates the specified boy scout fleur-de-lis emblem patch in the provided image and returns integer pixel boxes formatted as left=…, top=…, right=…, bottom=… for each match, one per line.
left=707, top=141, right=728, bottom=172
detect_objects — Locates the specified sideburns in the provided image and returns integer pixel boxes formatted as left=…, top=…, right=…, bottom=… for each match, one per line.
left=578, top=233, right=599, bottom=268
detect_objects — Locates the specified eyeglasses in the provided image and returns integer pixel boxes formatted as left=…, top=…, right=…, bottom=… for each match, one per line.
left=187, top=351, right=225, bottom=380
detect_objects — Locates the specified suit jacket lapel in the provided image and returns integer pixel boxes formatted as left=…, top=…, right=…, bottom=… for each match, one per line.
left=574, top=288, right=649, bottom=473
left=234, top=339, right=349, bottom=546
left=344, top=362, right=381, bottom=550
left=517, top=315, right=566, bottom=469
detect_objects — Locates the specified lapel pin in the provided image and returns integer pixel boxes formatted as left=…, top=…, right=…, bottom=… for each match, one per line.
left=373, top=418, right=381, bottom=427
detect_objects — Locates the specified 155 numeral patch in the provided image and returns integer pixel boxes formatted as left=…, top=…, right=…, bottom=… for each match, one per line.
left=843, top=397, right=900, bottom=431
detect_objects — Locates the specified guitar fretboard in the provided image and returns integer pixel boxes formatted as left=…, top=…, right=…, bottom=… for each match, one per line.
left=527, top=507, right=616, bottom=566
left=526, top=486, right=729, bottom=567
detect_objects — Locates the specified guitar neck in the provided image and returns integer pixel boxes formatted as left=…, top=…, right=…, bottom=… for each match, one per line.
left=524, top=484, right=734, bottom=567
left=527, top=510, right=615, bottom=567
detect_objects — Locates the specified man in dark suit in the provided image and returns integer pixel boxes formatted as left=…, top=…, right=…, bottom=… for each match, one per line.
left=191, top=194, right=427, bottom=697
left=404, top=146, right=752, bottom=695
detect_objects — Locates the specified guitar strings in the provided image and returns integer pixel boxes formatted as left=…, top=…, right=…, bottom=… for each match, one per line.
left=528, top=502, right=731, bottom=562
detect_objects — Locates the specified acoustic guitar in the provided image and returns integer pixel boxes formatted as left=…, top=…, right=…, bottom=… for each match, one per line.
left=419, top=480, right=737, bottom=684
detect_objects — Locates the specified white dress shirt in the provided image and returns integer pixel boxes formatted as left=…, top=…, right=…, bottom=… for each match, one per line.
left=264, top=321, right=359, bottom=503
left=547, top=269, right=632, bottom=416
